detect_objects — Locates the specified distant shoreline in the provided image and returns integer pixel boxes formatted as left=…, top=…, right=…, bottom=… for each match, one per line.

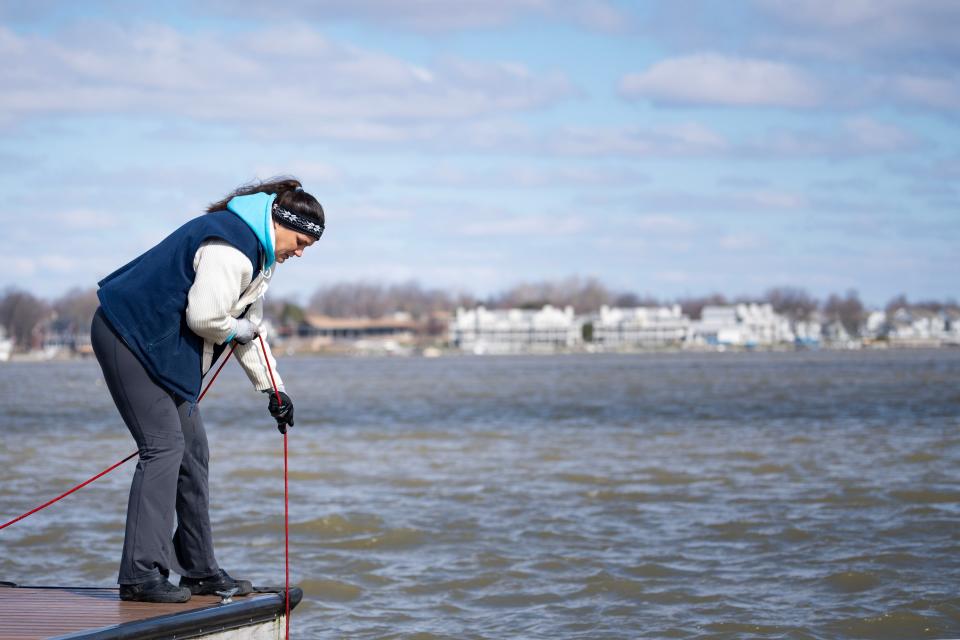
left=3, top=340, right=957, bottom=364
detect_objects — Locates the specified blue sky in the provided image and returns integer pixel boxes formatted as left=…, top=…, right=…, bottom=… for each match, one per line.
left=0, top=1, right=957, bottom=306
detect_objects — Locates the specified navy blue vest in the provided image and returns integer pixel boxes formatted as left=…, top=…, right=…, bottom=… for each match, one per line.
left=97, top=211, right=263, bottom=402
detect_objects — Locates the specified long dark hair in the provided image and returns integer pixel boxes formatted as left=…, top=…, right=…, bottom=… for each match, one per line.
left=207, top=176, right=324, bottom=227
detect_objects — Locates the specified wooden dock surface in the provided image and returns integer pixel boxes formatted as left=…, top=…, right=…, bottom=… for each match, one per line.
left=0, top=583, right=299, bottom=639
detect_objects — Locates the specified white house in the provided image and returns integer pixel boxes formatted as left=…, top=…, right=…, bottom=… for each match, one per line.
left=692, top=303, right=794, bottom=346
left=864, top=310, right=887, bottom=338
left=886, top=307, right=960, bottom=345
left=0, top=326, right=11, bottom=362
left=590, top=305, right=689, bottom=348
left=449, top=305, right=580, bottom=354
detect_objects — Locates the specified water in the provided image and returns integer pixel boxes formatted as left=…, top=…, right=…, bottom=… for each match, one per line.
left=1, top=349, right=959, bottom=639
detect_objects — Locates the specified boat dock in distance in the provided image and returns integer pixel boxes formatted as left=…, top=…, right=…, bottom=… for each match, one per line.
left=0, top=581, right=302, bottom=639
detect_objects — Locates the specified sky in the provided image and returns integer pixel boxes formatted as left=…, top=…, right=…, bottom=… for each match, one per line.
left=0, top=0, right=957, bottom=307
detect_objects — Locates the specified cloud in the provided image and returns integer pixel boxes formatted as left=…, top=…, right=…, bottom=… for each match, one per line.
left=458, top=213, right=586, bottom=237
left=317, top=119, right=730, bottom=157
left=581, top=186, right=908, bottom=220
left=744, top=117, right=920, bottom=158
left=633, top=214, right=698, bottom=234
left=0, top=23, right=575, bottom=131
left=620, top=53, right=822, bottom=107
left=408, top=165, right=648, bottom=189
left=543, top=122, right=729, bottom=156
left=343, top=204, right=417, bottom=222
left=200, top=0, right=635, bottom=34
left=718, top=232, right=765, bottom=251
left=753, top=0, right=960, bottom=59
left=54, top=209, right=118, bottom=230
left=639, top=3, right=960, bottom=114
left=881, top=73, right=960, bottom=111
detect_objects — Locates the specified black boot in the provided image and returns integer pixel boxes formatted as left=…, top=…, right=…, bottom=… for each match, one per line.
left=119, top=575, right=192, bottom=603
left=179, top=569, right=253, bottom=596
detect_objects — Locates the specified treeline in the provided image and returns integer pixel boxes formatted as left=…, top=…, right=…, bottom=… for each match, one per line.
left=1, top=280, right=957, bottom=349
left=0, top=287, right=99, bottom=349
left=302, top=279, right=956, bottom=331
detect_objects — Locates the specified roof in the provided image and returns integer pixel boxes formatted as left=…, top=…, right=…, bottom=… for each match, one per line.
left=303, top=314, right=420, bottom=330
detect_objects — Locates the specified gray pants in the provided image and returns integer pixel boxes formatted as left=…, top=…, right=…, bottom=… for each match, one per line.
left=91, top=307, right=219, bottom=585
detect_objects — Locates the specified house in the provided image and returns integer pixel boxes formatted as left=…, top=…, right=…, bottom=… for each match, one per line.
left=590, top=305, right=689, bottom=348
left=692, top=303, right=793, bottom=347
left=886, top=307, right=960, bottom=346
left=449, top=305, right=579, bottom=354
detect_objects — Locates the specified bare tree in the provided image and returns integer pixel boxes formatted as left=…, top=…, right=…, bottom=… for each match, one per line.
left=612, top=292, right=661, bottom=308
left=764, top=286, right=819, bottom=322
left=264, top=296, right=306, bottom=326
left=823, top=290, right=865, bottom=336
left=677, top=293, right=727, bottom=320
left=884, top=294, right=909, bottom=315
left=493, top=276, right=612, bottom=313
left=911, top=298, right=949, bottom=313
left=309, top=282, right=388, bottom=318
left=308, top=281, right=454, bottom=319
left=51, top=288, right=100, bottom=334
left=0, top=288, right=52, bottom=349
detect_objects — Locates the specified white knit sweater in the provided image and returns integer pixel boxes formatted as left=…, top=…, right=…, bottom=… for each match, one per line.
left=185, top=240, right=284, bottom=393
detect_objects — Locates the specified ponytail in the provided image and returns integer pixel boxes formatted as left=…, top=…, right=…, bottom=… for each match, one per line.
left=208, top=176, right=324, bottom=226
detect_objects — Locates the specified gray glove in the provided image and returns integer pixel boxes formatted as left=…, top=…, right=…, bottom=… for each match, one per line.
left=233, top=318, right=260, bottom=344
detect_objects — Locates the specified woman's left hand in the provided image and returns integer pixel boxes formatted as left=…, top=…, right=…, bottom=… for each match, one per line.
left=265, top=390, right=294, bottom=433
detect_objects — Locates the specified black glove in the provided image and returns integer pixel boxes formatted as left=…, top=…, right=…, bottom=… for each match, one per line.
left=265, top=390, right=294, bottom=434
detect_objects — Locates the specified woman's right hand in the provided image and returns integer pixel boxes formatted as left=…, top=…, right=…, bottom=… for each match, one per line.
left=233, top=318, right=260, bottom=344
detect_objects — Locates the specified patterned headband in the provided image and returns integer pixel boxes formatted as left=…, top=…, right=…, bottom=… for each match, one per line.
left=273, top=205, right=325, bottom=240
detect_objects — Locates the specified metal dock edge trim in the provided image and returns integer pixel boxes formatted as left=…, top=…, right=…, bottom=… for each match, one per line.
left=49, top=587, right=303, bottom=640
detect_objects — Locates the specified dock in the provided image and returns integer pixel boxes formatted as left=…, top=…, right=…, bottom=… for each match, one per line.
left=0, top=581, right=302, bottom=639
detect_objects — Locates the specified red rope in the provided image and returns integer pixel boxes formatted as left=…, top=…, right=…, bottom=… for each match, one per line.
left=0, top=344, right=237, bottom=531
left=283, top=420, right=291, bottom=639
left=0, top=451, right=139, bottom=531
left=257, top=334, right=290, bottom=640
left=199, top=343, right=238, bottom=403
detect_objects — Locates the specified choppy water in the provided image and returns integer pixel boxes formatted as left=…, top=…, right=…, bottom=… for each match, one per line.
left=2, top=349, right=960, bottom=639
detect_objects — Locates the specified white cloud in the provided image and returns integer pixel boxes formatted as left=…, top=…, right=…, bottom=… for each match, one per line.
left=654, top=270, right=693, bottom=284
left=756, top=0, right=915, bottom=29
left=345, top=204, right=416, bottom=221
left=644, top=3, right=960, bottom=113
left=408, top=165, right=648, bottom=189
left=544, top=122, right=729, bottom=156
left=0, top=23, right=575, bottom=131
left=620, top=53, right=821, bottom=107
left=718, top=233, right=765, bottom=250
left=459, top=213, right=585, bottom=237
left=882, top=73, right=960, bottom=111
left=202, top=0, right=634, bottom=34
left=745, top=117, right=920, bottom=158
left=55, top=209, right=118, bottom=230
left=754, top=0, right=960, bottom=54
left=634, top=215, right=698, bottom=234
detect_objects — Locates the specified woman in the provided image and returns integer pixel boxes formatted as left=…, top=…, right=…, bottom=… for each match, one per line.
left=90, top=177, right=324, bottom=603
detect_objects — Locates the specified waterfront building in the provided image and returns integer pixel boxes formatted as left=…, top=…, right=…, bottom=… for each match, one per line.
left=449, top=305, right=579, bottom=354
left=298, top=313, right=417, bottom=352
left=692, top=303, right=794, bottom=346
left=0, top=326, right=11, bottom=361
left=590, top=305, right=689, bottom=348
left=864, top=310, right=887, bottom=338
left=886, top=307, right=960, bottom=345
left=299, top=313, right=418, bottom=342
left=792, top=317, right=823, bottom=347
left=821, top=320, right=858, bottom=347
